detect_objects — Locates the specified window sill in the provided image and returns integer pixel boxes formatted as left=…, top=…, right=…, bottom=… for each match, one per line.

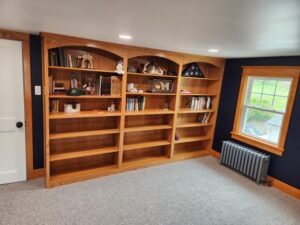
left=231, top=132, right=284, bottom=156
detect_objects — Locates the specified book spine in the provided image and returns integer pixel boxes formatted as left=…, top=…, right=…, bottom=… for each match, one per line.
left=142, top=97, right=146, bottom=110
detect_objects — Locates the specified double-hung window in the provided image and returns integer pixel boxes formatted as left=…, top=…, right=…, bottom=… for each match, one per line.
left=231, top=67, right=299, bottom=156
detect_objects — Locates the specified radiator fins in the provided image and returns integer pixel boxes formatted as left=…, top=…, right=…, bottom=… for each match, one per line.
left=220, top=141, right=270, bottom=183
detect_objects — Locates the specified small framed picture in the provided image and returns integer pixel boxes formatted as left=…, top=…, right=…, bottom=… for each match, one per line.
left=150, top=79, right=174, bottom=93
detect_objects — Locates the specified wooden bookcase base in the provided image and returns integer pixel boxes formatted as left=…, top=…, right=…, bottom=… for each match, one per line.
left=48, top=150, right=210, bottom=187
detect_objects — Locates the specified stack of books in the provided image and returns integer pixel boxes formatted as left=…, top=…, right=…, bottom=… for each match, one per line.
left=189, top=96, right=212, bottom=110
left=126, top=97, right=146, bottom=111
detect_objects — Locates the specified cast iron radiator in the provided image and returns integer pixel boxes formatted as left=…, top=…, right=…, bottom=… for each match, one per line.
left=220, top=141, right=270, bottom=183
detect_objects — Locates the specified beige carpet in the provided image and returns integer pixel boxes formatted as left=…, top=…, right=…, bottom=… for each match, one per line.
left=0, top=156, right=299, bottom=225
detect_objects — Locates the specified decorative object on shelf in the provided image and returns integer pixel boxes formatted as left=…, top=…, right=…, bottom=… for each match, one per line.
left=114, top=60, right=125, bottom=74
left=66, top=88, right=83, bottom=96
left=64, top=103, right=81, bottom=113
left=127, top=83, right=137, bottom=93
left=150, top=79, right=174, bottom=93
left=50, top=100, right=59, bottom=113
left=128, top=65, right=137, bottom=73
left=162, top=101, right=169, bottom=111
left=138, top=89, right=144, bottom=93
left=180, top=89, right=191, bottom=94
left=167, top=69, right=177, bottom=76
left=66, top=74, right=82, bottom=96
left=70, top=74, right=78, bottom=88
left=175, top=132, right=179, bottom=141
left=143, top=62, right=163, bottom=75
left=82, top=76, right=96, bottom=95
left=78, top=54, right=94, bottom=69
left=53, top=82, right=66, bottom=94
left=107, top=101, right=116, bottom=112
left=182, top=63, right=204, bottom=77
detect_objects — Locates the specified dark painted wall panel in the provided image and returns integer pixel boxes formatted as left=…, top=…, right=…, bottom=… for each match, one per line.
left=213, top=56, right=300, bottom=188
left=29, top=35, right=44, bottom=169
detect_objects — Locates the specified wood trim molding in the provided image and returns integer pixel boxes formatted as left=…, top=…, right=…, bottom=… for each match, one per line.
left=0, top=29, right=34, bottom=179
left=0, top=29, right=29, bottom=41
left=210, top=149, right=300, bottom=200
left=231, top=66, right=300, bottom=156
left=32, top=168, right=45, bottom=179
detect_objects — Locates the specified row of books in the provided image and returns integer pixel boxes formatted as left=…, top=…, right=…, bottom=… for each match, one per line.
left=200, top=112, right=211, bottom=124
left=50, top=100, right=60, bottom=113
left=189, top=97, right=212, bottom=110
left=49, top=48, right=80, bottom=68
left=49, top=48, right=66, bottom=67
left=126, top=97, right=146, bottom=111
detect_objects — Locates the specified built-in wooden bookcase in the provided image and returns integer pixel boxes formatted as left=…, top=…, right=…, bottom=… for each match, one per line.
left=42, top=33, right=224, bottom=187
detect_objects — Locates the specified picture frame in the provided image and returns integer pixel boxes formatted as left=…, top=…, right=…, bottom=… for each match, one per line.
left=149, top=79, right=174, bottom=93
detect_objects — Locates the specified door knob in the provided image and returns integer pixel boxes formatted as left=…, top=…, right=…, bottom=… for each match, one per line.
left=16, top=122, right=23, bottom=128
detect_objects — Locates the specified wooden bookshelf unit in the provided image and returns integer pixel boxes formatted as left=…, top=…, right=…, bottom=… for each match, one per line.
left=42, top=33, right=225, bottom=187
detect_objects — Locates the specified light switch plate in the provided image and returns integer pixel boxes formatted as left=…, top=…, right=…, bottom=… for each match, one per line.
left=35, top=85, right=41, bottom=95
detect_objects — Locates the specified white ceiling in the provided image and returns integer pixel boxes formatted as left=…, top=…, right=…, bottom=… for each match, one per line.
left=0, top=0, right=300, bottom=58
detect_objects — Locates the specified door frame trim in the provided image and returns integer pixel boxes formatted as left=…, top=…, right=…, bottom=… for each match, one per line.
left=0, top=29, right=34, bottom=179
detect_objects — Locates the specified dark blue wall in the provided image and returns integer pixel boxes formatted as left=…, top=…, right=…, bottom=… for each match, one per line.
left=213, top=57, right=300, bottom=189
left=30, top=35, right=44, bottom=169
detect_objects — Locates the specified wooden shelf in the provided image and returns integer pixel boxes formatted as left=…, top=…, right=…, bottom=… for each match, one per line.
left=180, top=93, right=217, bottom=96
left=127, top=72, right=177, bottom=79
left=176, top=123, right=213, bottom=128
left=50, top=129, right=119, bottom=140
left=172, top=150, right=210, bottom=160
left=178, top=109, right=214, bottom=114
left=126, top=92, right=176, bottom=96
left=49, top=94, right=121, bottom=99
left=122, top=154, right=169, bottom=168
left=49, top=164, right=118, bottom=187
left=175, top=136, right=211, bottom=144
left=49, top=111, right=121, bottom=119
left=181, top=76, right=218, bottom=81
left=124, top=140, right=171, bottom=151
left=49, top=66, right=120, bottom=74
left=50, top=146, right=119, bottom=162
left=125, top=109, right=175, bottom=115
left=124, top=125, right=172, bottom=133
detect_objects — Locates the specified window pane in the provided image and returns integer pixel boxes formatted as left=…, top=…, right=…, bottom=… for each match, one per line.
left=273, top=96, right=288, bottom=112
left=252, top=79, right=263, bottom=93
left=242, top=107, right=283, bottom=144
left=260, top=94, right=273, bottom=109
left=262, top=80, right=276, bottom=95
left=249, top=93, right=261, bottom=106
left=275, top=81, right=291, bottom=96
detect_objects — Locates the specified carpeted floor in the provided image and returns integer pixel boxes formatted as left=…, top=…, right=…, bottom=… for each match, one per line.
left=0, top=156, right=299, bottom=225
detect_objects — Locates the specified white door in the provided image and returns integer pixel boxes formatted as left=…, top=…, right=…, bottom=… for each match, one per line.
left=0, top=38, right=26, bottom=184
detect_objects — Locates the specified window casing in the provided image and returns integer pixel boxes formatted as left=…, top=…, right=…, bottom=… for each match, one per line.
left=231, top=67, right=299, bottom=156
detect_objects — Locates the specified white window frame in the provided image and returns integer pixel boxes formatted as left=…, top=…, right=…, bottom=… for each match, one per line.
left=240, top=76, right=292, bottom=145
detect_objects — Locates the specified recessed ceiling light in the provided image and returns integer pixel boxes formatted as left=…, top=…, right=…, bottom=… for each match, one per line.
left=119, top=34, right=132, bottom=40
left=208, top=49, right=219, bottom=53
